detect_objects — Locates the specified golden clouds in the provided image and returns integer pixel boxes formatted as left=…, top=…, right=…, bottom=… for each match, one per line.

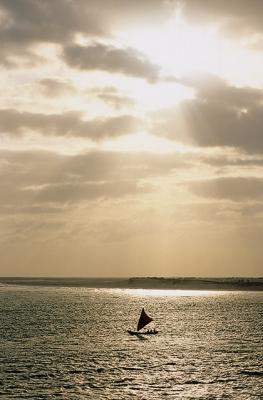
left=0, top=1, right=263, bottom=276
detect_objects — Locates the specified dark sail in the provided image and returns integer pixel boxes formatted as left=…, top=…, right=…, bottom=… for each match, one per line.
left=137, top=308, right=153, bottom=331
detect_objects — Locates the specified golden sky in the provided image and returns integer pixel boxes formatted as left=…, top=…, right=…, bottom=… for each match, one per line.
left=1, top=0, right=263, bottom=277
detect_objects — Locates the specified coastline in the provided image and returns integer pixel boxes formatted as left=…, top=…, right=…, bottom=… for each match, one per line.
left=0, top=277, right=262, bottom=291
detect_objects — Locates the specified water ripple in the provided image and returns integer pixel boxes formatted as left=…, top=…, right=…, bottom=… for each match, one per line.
left=0, top=287, right=262, bottom=399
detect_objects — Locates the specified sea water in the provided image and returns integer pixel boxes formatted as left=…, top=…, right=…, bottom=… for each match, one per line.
left=0, top=282, right=262, bottom=399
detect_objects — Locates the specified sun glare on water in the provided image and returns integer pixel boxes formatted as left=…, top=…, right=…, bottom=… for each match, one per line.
left=124, top=289, right=225, bottom=297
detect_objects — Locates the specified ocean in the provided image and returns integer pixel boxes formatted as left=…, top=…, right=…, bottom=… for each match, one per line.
left=0, top=279, right=262, bottom=399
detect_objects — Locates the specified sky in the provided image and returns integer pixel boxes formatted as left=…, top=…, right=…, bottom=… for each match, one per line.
left=1, top=0, right=263, bottom=277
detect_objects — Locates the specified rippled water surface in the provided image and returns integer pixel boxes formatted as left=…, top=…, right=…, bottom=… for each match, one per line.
left=0, top=285, right=262, bottom=399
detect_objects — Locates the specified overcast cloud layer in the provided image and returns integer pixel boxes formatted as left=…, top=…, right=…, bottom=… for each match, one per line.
left=0, top=0, right=263, bottom=276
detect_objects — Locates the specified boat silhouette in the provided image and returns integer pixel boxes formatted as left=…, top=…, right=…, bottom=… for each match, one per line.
left=127, top=308, right=158, bottom=335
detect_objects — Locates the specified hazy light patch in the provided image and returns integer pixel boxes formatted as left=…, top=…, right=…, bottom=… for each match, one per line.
left=117, top=16, right=263, bottom=87
left=213, top=41, right=263, bottom=87
left=34, top=43, right=62, bottom=64
left=0, top=134, right=97, bottom=155
left=71, top=70, right=140, bottom=90
left=117, top=17, right=223, bottom=77
left=73, top=74, right=193, bottom=114
left=101, top=131, right=190, bottom=153
left=132, top=81, right=193, bottom=112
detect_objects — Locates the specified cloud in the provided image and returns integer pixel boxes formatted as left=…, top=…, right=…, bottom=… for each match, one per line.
left=202, top=154, right=263, bottom=168
left=89, top=86, right=135, bottom=109
left=0, top=109, right=142, bottom=140
left=0, top=0, right=175, bottom=65
left=89, top=0, right=176, bottom=26
left=0, top=149, right=189, bottom=210
left=36, top=81, right=135, bottom=108
left=0, top=0, right=174, bottom=42
left=32, top=181, right=149, bottom=204
left=63, top=42, right=160, bottom=82
left=0, top=150, right=148, bottom=208
left=0, top=149, right=189, bottom=185
left=240, top=202, right=263, bottom=217
left=37, top=79, right=76, bottom=97
left=181, top=0, right=263, bottom=39
left=0, top=0, right=104, bottom=44
left=190, top=177, right=263, bottom=201
left=0, top=0, right=101, bottom=65
left=0, top=42, right=44, bottom=67
left=151, top=74, right=263, bottom=153
left=179, top=73, right=263, bottom=108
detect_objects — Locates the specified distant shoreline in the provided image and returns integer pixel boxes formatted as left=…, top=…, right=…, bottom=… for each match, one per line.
left=127, top=277, right=263, bottom=291
left=0, top=277, right=262, bottom=291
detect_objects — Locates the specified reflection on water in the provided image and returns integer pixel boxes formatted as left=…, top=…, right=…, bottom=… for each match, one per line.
left=123, top=288, right=230, bottom=297
left=0, top=286, right=262, bottom=399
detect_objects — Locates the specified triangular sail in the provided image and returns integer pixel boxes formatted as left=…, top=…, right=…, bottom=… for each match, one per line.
left=137, top=308, right=153, bottom=331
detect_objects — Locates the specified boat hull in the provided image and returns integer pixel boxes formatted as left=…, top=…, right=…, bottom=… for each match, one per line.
left=127, top=330, right=158, bottom=336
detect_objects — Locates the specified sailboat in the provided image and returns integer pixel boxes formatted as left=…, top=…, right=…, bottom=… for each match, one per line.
left=127, top=308, right=158, bottom=335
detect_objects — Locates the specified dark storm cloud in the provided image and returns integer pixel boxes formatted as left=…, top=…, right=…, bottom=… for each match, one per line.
left=190, top=177, right=263, bottom=201
left=0, top=109, right=141, bottom=140
left=0, top=149, right=189, bottom=210
left=63, top=43, right=160, bottom=82
left=151, top=74, right=263, bottom=154
left=181, top=0, right=263, bottom=38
